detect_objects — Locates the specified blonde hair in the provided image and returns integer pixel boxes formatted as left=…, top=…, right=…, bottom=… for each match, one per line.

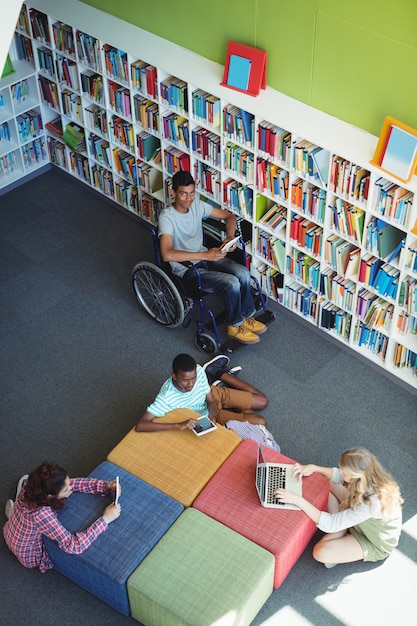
left=339, top=448, right=403, bottom=520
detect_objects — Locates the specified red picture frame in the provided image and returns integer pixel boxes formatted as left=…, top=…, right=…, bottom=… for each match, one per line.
left=221, top=41, right=267, bottom=98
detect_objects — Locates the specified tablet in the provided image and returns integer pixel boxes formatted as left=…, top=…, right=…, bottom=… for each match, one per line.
left=114, top=476, right=120, bottom=504
left=221, top=236, right=240, bottom=252
left=192, top=416, right=217, bottom=436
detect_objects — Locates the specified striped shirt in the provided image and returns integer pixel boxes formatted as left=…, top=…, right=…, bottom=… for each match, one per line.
left=147, top=365, right=210, bottom=417
left=3, top=478, right=109, bottom=573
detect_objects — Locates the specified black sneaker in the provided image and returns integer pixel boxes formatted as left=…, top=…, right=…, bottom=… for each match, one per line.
left=202, top=355, right=231, bottom=385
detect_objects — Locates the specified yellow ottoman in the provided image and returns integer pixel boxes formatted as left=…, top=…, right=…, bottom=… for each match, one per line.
left=107, top=409, right=241, bottom=507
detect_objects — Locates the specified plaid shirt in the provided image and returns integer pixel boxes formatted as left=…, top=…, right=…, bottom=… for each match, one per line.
left=3, top=478, right=109, bottom=572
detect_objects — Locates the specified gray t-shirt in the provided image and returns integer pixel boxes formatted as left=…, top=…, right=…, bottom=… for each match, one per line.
left=158, top=199, right=213, bottom=276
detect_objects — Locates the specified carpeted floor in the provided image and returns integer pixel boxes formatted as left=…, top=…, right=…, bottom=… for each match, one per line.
left=1, top=168, right=416, bottom=626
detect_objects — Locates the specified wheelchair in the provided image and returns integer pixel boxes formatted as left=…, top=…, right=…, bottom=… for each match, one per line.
left=132, top=219, right=275, bottom=355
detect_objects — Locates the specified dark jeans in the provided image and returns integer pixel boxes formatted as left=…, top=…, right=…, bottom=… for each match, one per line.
left=184, top=257, right=255, bottom=326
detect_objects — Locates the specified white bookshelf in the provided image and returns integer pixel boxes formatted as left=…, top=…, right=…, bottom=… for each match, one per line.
left=1, top=0, right=416, bottom=389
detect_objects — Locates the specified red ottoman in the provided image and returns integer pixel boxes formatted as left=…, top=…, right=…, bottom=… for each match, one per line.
left=193, top=439, right=329, bottom=588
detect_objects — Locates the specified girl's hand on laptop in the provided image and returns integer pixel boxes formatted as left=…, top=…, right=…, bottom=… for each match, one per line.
left=274, top=487, right=301, bottom=506
left=292, top=463, right=316, bottom=480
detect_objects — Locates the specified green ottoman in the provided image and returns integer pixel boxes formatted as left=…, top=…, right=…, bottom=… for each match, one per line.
left=127, top=508, right=274, bottom=626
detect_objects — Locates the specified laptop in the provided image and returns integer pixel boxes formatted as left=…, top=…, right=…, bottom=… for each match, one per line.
left=255, top=444, right=302, bottom=509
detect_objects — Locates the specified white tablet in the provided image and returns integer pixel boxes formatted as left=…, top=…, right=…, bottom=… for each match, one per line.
left=192, top=416, right=217, bottom=436
left=221, top=236, right=240, bottom=252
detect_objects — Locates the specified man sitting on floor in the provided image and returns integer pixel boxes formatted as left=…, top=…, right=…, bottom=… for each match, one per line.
left=135, top=353, right=268, bottom=432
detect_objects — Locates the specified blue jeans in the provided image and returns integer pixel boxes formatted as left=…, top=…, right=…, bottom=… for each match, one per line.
left=184, top=257, right=256, bottom=326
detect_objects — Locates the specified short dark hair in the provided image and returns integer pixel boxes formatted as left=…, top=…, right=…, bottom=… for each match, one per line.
left=172, top=171, right=195, bottom=191
left=172, top=353, right=196, bottom=375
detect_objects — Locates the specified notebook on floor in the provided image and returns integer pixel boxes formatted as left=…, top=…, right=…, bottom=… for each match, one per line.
left=255, top=444, right=302, bottom=509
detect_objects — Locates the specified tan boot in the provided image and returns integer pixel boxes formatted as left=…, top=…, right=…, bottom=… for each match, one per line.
left=227, top=324, right=260, bottom=344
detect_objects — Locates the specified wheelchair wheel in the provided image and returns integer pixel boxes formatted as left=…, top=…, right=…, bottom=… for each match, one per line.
left=195, top=330, right=218, bottom=355
left=132, top=262, right=185, bottom=327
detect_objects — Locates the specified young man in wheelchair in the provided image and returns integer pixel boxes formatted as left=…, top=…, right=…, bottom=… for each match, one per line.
left=158, top=171, right=267, bottom=345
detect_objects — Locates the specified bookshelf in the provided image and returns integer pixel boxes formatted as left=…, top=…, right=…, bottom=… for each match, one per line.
left=1, top=0, right=417, bottom=389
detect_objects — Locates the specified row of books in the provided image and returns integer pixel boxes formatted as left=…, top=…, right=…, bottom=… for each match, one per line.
left=163, top=146, right=190, bottom=176
left=328, top=198, right=365, bottom=244
left=61, top=90, right=82, bottom=122
left=252, top=262, right=284, bottom=303
left=287, top=251, right=320, bottom=290
left=324, top=234, right=360, bottom=278
left=398, top=277, right=417, bottom=315
left=222, top=178, right=253, bottom=218
left=22, top=137, right=47, bottom=166
left=223, top=105, right=254, bottom=147
left=0, top=151, right=18, bottom=176
left=393, top=344, right=417, bottom=374
left=103, top=45, right=129, bottom=84
left=159, top=77, right=188, bottom=113
left=133, top=96, right=160, bottom=134
left=255, top=231, right=285, bottom=272
left=257, top=122, right=291, bottom=166
left=0, top=121, right=11, bottom=143
left=80, top=70, right=103, bottom=104
left=289, top=214, right=323, bottom=257
left=69, top=151, right=90, bottom=183
left=113, top=148, right=136, bottom=183
left=193, top=162, right=221, bottom=203
left=138, top=193, right=164, bottom=224
left=162, top=113, right=189, bottom=149
left=396, top=311, right=417, bottom=336
left=16, top=108, right=43, bottom=142
left=84, top=104, right=108, bottom=137
left=47, top=136, right=67, bottom=168
left=320, top=269, right=355, bottom=312
left=365, top=217, right=405, bottom=263
left=16, top=6, right=30, bottom=35
left=130, top=61, right=157, bottom=100
left=360, top=256, right=400, bottom=300
left=88, top=133, right=110, bottom=166
left=11, top=79, right=29, bottom=104
left=291, top=179, right=325, bottom=221
left=37, top=46, right=54, bottom=77
left=329, top=156, right=370, bottom=205
left=224, top=143, right=254, bottom=182
left=136, top=132, right=160, bottom=163
left=91, top=163, right=113, bottom=195
left=38, top=75, right=59, bottom=110
left=62, top=122, right=85, bottom=152
left=285, top=281, right=317, bottom=319
left=257, top=160, right=289, bottom=201
left=110, top=116, right=134, bottom=151
left=76, top=32, right=102, bottom=72
left=52, top=22, right=75, bottom=56
left=191, top=127, right=221, bottom=167
left=356, top=289, right=393, bottom=330
left=353, top=321, right=388, bottom=358
left=191, top=90, right=220, bottom=128
left=56, top=55, right=79, bottom=91
left=404, top=241, right=417, bottom=274
left=14, top=33, right=34, bottom=64
left=373, top=177, right=413, bottom=226
left=29, top=8, right=50, bottom=45
left=115, top=179, right=135, bottom=208
left=320, top=301, right=351, bottom=339
left=258, top=204, right=287, bottom=233
left=108, top=82, right=131, bottom=118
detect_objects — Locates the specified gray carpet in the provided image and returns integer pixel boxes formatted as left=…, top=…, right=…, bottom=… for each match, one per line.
left=1, top=168, right=416, bottom=626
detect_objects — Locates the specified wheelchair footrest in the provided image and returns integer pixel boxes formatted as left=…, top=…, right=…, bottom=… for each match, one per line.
left=255, top=309, right=275, bottom=325
left=219, top=338, right=246, bottom=354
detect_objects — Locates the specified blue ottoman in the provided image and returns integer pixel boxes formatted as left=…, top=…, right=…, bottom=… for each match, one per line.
left=44, top=461, right=183, bottom=615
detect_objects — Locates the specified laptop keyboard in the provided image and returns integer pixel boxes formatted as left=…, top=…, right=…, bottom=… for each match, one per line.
left=267, top=466, right=286, bottom=504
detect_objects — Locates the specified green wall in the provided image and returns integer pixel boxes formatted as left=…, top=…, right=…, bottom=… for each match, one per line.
left=82, top=0, right=417, bottom=137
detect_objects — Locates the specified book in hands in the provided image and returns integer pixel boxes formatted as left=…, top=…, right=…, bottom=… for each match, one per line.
left=221, top=236, right=240, bottom=252
left=192, top=416, right=217, bottom=436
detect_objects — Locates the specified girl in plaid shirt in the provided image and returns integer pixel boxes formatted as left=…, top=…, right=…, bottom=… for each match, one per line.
left=3, top=461, right=121, bottom=572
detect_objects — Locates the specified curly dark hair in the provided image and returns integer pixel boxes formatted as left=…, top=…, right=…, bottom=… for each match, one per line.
left=22, top=461, right=68, bottom=511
